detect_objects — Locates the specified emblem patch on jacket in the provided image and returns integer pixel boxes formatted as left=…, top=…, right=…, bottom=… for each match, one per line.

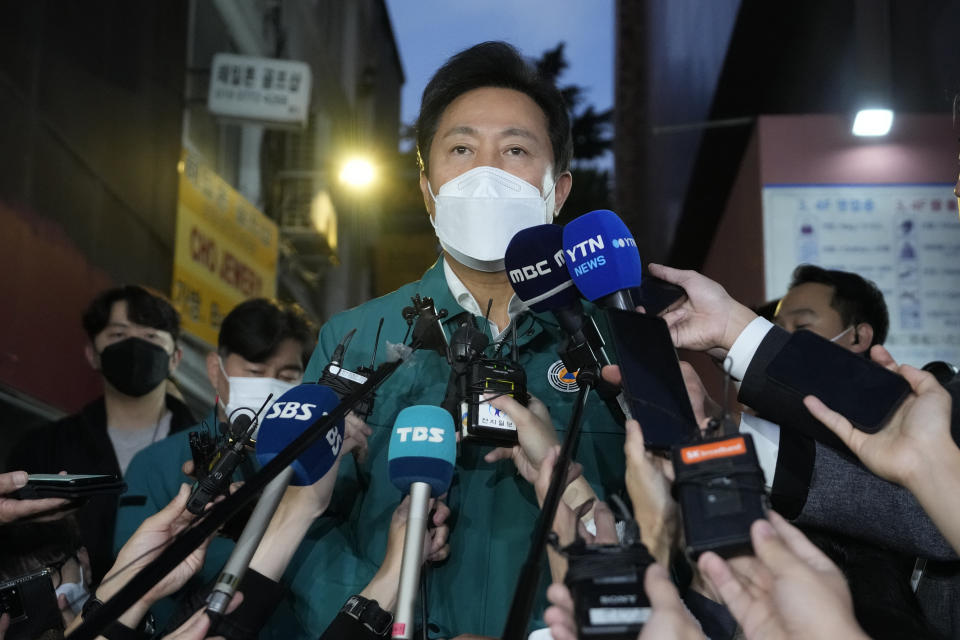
left=547, top=360, right=579, bottom=392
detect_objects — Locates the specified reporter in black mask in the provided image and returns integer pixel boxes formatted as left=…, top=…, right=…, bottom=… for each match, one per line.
left=7, top=285, right=195, bottom=583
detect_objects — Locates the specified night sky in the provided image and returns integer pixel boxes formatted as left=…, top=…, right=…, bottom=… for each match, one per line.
left=384, top=0, right=614, bottom=136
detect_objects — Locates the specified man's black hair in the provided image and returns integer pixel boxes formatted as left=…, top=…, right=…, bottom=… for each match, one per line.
left=82, top=285, right=180, bottom=342
left=0, top=516, right=83, bottom=582
left=218, top=298, right=316, bottom=366
left=415, top=41, right=574, bottom=176
left=789, top=264, right=889, bottom=346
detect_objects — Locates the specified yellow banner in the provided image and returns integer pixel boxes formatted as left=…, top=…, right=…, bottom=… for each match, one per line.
left=172, top=150, right=278, bottom=345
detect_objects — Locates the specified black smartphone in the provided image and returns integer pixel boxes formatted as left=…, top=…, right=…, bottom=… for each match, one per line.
left=632, top=273, right=687, bottom=316
left=13, top=474, right=126, bottom=499
left=606, top=308, right=700, bottom=450
left=0, top=569, right=63, bottom=640
left=766, top=330, right=912, bottom=433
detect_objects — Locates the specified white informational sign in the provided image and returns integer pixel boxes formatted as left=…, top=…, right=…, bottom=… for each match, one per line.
left=762, top=184, right=960, bottom=367
left=207, top=53, right=311, bottom=126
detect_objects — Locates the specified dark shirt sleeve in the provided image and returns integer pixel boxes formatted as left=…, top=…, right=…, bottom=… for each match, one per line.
left=682, top=590, right=738, bottom=640
left=168, top=570, right=285, bottom=640
left=737, top=326, right=849, bottom=451
left=318, top=612, right=388, bottom=640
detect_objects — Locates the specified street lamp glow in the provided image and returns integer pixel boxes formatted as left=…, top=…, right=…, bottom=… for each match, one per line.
left=852, top=109, right=893, bottom=137
left=339, top=158, right=375, bottom=188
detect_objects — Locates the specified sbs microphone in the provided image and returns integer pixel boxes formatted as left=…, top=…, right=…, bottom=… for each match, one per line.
left=208, top=384, right=345, bottom=616
left=255, top=384, right=345, bottom=485
left=563, top=210, right=642, bottom=310
left=387, top=406, right=456, bottom=640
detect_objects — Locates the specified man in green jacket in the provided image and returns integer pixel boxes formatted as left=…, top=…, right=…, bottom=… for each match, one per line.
left=295, top=42, right=626, bottom=637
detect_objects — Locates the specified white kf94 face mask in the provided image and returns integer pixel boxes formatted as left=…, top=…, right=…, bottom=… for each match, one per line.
left=218, top=358, right=297, bottom=434
left=428, top=166, right=557, bottom=272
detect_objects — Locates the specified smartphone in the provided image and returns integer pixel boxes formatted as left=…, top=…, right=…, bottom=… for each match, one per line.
left=606, top=309, right=700, bottom=450
left=13, top=474, right=126, bottom=499
left=632, top=273, right=687, bottom=316
left=765, top=330, right=912, bottom=433
left=0, top=569, right=63, bottom=640
left=25, top=474, right=115, bottom=485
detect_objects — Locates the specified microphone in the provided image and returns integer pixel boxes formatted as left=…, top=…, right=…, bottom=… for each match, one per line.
left=505, top=224, right=580, bottom=316
left=205, top=384, right=344, bottom=616
left=187, top=413, right=258, bottom=515
left=506, top=224, right=606, bottom=359
left=387, top=406, right=456, bottom=640
left=506, top=225, right=629, bottom=421
left=563, top=210, right=643, bottom=311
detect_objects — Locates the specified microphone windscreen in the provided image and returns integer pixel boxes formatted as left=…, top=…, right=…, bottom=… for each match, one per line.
left=563, top=210, right=642, bottom=301
left=255, top=384, right=345, bottom=486
left=388, top=405, right=456, bottom=495
left=504, top=224, right=579, bottom=312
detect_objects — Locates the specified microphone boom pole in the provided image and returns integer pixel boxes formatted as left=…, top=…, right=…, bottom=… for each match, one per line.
left=501, top=364, right=598, bottom=639
left=206, top=466, right=295, bottom=615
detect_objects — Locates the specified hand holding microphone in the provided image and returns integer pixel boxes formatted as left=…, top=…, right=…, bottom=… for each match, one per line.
left=387, top=405, right=457, bottom=640
left=482, top=393, right=598, bottom=519
left=360, top=494, right=452, bottom=611
left=206, top=384, right=346, bottom=613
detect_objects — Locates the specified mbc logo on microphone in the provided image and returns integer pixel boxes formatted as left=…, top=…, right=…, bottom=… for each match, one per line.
left=395, top=426, right=446, bottom=443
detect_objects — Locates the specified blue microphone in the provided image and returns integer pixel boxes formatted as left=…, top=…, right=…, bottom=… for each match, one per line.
left=505, top=224, right=579, bottom=313
left=388, top=405, right=456, bottom=496
left=563, top=210, right=643, bottom=310
left=255, top=383, right=345, bottom=486
left=209, top=383, right=344, bottom=616
left=387, top=406, right=456, bottom=640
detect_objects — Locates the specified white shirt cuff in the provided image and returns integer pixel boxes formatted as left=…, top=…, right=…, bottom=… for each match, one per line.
left=739, top=413, right=781, bottom=490
left=726, top=317, right=774, bottom=381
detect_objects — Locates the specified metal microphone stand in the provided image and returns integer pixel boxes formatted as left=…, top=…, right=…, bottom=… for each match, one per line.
left=501, top=363, right=599, bottom=639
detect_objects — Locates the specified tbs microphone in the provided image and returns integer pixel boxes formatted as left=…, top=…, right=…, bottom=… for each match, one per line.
left=205, top=384, right=345, bottom=616
left=563, top=209, right=643, bottom=311
left=388, top=406, right=456, bottom=640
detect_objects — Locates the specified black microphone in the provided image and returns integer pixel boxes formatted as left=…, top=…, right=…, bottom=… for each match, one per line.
left=440, top=313, right=489, bottom=421
left=187, top=414, right=256, bottom=515
left=505, top=223, right=610, bottom=367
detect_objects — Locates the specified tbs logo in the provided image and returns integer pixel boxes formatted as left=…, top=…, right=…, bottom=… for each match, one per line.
left=396, top=426, right=446, bottom=443
left=265, top=402, right=317, bottom=421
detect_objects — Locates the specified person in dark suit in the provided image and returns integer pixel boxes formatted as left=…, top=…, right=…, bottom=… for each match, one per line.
left=650, top=262, right=959, bottom=638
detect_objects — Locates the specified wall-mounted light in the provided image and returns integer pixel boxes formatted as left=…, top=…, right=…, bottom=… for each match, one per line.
left=852, top=0, right=893, bottom=137
left=852, top=108, right=893, bottom=136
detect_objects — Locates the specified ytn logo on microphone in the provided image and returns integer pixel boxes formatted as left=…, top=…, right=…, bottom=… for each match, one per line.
left=565, top=235, right=604, bottom=263
left=508, top=249, right=565, bottom=283
left=396, top=426, right=446, bottom=443
left=265, top=401, right=317, bottom=421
